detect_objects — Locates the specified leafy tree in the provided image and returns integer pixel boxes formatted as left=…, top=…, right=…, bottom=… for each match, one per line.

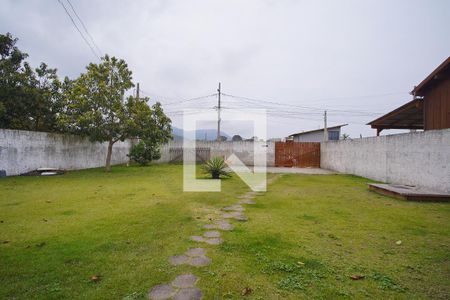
left=231, top=134, right=243, bottom=141
left=0, top=33, right=63, bottom=131
left=60, top=55, right=171, bottom=171
left=0, top=32, right=29, bottom=129
left=27, top=62, right=65, bottom=131
left=126, top=100, right=172, bottom=166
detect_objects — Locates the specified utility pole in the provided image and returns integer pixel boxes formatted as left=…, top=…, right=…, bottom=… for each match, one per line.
left=136, top=82, right=140, bottom=100
left=323, top=110, right=328, bottom=141
left=217, top=82, right=221, bottom=141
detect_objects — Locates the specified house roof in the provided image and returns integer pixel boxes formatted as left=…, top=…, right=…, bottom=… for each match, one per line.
left=367, top=98, right=423, bottom=130
left=411, top=56, right=450, bottom=95
left=289, top=124, right=348, bottom=137
left=367, top=57, right=449, bottom=133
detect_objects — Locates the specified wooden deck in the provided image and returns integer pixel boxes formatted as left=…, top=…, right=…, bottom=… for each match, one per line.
left=369, top=183, right=450, bottom=202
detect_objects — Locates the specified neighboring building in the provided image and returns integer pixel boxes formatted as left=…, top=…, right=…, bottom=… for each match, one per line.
left=267, top=137, right=282, bottom=142
left=368, top=56, right=450, bottom=135
left=288, top=124, right=348, bottom=142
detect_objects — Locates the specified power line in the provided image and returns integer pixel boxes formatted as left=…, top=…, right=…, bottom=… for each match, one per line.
left=65, top=0, right=103, bottom=57
left=57, top=0, right=99, bottom=60
left=294, top=91, right=407, bottom=104
left=146, top=93, right=218, bottom=106
left=136, top=87, right=393, bottom=127
left=222, top=93, right=388, bottom=115
left=221, top=104, right=376, bottom=117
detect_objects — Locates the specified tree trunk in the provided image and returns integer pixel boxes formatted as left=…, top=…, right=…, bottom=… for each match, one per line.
left=105, top=140, right=114, bottom=172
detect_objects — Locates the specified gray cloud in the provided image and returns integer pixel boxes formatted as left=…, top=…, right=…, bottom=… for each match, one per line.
left=1, top=0, right=449, bottom=138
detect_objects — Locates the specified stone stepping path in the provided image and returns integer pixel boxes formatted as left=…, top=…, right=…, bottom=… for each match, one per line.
left=148, top=175, right=281, bottom=299
left=148, top=273, right=202, bottom=300
left=237, top=194, right=254, bottom=200
left=222, top=211, right=248, bottom=221
left=203, top=231, right=220, bottom=238
left=203, top=219, right=234, bottom=231
left=238, top=199, right=256, bottom=205
left=190, top=235, right=223, bottom=245
left=222, top=204, right=245, bottom=212
left=190, top=229, right=224, bottom=245
left=169, top=248, right=212, bottom=267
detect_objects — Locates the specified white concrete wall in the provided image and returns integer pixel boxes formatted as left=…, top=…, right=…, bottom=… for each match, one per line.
left=157, top=140, right=275, bottom=167
left=0, top=129, right=132, bottom=176
left=0, top=130, right=275, bottom=176
left=321, top=129, right=450, bottom=193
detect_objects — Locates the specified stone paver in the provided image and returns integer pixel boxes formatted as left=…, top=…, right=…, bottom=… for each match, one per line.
left=205, top=238, right=223, bottom=245
left=215, top=220, right=234, bottom=230
left=202, top=224, right=216, bottom=229
left=148, top=284, right=176, bottom=300
left=169, top=255, right=189, bottom=266
left=203, top=220, right=234, bottom=231
left=222, top=205, right=245, bottom=212
left=237, top=196, right=253, bottom=201
left=185, top=248, right=205, bottom=257
left=190, top=236, right=205, bottom=242
left=223, top=211, right=248, bottom=221
left=189, top=255, right=211, bottom=267
left=171, top=274, right=198, bottom=288
left=239, top=199, right=256, bottom=204
left=173, top=287, right=203, bottom=300
left=170, top=250, right=211, bottom=267
left=203, top=231, right=220, bottom=238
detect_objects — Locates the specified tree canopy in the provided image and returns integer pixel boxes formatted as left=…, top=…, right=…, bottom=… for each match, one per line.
left=60, top=55, right=172, bottom=171
left=1, top=33, right=172, bottom=172
left=231, top=134, right=243, bottom=141
left=0, top=33, right=64, bottom=131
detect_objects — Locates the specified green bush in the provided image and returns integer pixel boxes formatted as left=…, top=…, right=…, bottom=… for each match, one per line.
left=128, top=140, right=161, bottom=166
left=202, top=156, right=231, bottom=179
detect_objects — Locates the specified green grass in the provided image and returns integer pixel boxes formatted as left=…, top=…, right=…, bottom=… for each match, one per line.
left=0, top=165, right=449, bottom=299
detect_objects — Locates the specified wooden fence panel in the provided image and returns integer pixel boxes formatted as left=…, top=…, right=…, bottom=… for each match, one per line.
left=169, top=147, right=211, bottom=163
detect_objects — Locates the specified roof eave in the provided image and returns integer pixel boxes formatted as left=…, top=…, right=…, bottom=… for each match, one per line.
left=367, top=98, right=422, bottom=125
left=411, top=56, right=450, bottom=95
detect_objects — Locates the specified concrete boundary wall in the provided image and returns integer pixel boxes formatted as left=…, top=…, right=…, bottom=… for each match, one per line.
left=0, top=129, right=132, bottom=176
left=0, top=130, right=275, bottom=176
left=321, top=129, right=450, bottom=193
left=157, top=140, right=275, bottom=167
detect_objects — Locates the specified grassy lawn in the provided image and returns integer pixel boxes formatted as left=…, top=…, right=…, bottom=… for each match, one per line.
left=0, top=164, right=449, bottom=299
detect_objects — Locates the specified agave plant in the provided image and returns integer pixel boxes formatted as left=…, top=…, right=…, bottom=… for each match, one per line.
left=203, top=156, right=231, bottom=179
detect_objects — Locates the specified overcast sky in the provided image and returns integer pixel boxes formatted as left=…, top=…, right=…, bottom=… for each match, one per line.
left=1, top=0, right=449, bottom=138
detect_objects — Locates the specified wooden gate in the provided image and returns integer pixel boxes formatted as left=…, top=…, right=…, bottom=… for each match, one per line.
left=275, top=141, right=320, bottom=168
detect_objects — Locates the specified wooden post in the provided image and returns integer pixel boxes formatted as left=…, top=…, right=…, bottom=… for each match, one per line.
left=323, top=110, right=328, bottom=141
left=376, top=128, right=382, bottom=136
left=136, top=82, right=140, bottom=100
left=217, top=82, right=221, bottom=141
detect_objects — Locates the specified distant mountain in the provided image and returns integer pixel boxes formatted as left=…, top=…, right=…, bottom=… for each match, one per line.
left=171, top=127, right=230, bottom=141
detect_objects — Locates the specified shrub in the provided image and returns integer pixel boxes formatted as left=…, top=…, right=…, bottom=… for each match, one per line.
left=128, top=140, right=161, bottom=166
left=202, top=156, right=231, bottom=179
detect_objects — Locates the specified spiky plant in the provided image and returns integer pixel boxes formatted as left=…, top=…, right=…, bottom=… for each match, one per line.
left=202, top=156, right=231, bottom=179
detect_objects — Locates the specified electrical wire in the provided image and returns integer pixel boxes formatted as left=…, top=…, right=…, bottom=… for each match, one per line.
left=144, top=93, right=218, bottom=106
left=57, top=0, right=100, bottom=60
left=222, top=93, right=387, bottom=115
left=65, top=0, right=103, bottom=57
